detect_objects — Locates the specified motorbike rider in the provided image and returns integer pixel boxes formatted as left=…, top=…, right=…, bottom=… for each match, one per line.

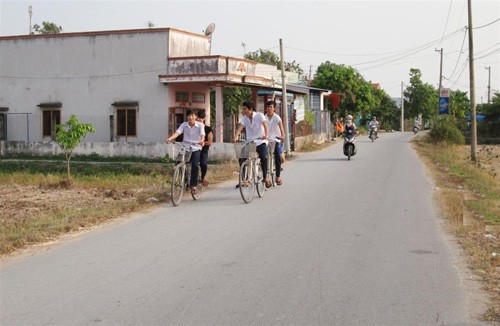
left=368, top=116, right=379, bottom=139
left=413, top=118, right=420, bottom=131
left=344, top=115, right=357, bottom=135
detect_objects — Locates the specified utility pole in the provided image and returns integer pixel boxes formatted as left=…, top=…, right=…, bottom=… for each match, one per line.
left=485, top=66, right=491, bottom=104
left=435, top=48, right=443, bottom=93
left=401, top=81, right=405, bottom=132
left=28, top=6, right=33, bottom=34
left=279, top=39, right=291, bottom=156
left=467, top=0, right=477, bottom=161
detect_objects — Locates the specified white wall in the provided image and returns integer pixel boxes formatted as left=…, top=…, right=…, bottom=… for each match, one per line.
left=0, top=28, right=210, bottom=143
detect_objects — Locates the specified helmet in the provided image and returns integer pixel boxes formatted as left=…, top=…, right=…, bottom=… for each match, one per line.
left=372, top=116, right=376, bottom=120
left=346, top=115, right=353, bottom=121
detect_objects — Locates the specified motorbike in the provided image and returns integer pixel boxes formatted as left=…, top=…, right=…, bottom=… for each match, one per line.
left=413, top=125, right=419, bottom=134
left=343, top=129, right=357, bottom=160
left=369, top=126, right=377, bottom=142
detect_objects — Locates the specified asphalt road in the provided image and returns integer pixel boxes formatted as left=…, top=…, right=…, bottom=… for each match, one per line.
left=0, top=132, right=483, bottom=325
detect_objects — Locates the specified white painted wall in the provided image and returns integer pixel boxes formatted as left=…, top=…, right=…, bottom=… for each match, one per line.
left=0, top=28, right=210, bottom=143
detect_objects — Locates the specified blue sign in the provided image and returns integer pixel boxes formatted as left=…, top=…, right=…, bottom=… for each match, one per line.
left=439, top=97, right=449, bottom=115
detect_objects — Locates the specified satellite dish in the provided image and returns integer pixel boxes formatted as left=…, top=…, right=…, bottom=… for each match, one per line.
left=204, top=23, right=216, bottom=37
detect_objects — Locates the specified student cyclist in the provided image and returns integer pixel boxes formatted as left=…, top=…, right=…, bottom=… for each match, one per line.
left=232, top=100, right=271, bottom=188
left=165, top=109, right=205, bottom=195
left=196, top=110, right=213, bottom=187
left=265, top=100, right=285, bottom=186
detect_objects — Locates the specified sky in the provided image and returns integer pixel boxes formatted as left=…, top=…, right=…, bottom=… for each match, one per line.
left=1, top=0, right=499, bottom=100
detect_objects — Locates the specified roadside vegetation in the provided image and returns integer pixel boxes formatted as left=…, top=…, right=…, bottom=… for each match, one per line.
left=0, top=157, right=237, bottom=256
left=413, top=134, right=499, bottom=321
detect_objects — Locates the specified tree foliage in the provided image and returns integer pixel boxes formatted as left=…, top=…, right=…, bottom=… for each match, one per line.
left=312, top=61, right=374, bottom=118
left=478, top=92, right=500, bottom=137
left=33, top=21, right=63, bottom=34
left=244, top=49, right=303, bottom=74
left=55, top=115, right=96, bottom=186
left=404, top=68, right=438, bottom=120
left=449, top=89, right=469, bottom=119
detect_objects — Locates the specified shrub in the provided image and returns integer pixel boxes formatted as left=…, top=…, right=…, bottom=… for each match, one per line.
left=428, top=117, right=465, bottom=144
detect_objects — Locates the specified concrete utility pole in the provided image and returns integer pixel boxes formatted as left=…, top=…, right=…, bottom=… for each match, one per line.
left=401, top=81, right=405, bottom=132
left=467, top=0, right=477, bottom=161
left=435, top=48, right=443, bottom=93
left=485, top=66, right=491, bottom=104
left=279, top=39, right=291, bottom=155
left=28, top=6, right=32, bottom=34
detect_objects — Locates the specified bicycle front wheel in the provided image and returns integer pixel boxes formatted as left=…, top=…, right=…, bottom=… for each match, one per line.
left=239, top=160, right=255, bottom=203
left=171, top=164, right=184, bottom=206
left=256, top=162, right=265, bottom=198
left=267, top=153, right=276, bottom=187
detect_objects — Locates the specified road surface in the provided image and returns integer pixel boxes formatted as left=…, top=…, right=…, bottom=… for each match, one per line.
left=0, top=132, right=487, bottom=325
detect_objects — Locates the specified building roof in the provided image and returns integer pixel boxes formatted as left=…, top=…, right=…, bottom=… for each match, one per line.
left=0, top=27, right=207, bottom=41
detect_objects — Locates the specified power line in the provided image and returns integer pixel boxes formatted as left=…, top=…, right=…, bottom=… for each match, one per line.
left=473, top=18, right=500, bottom=29
left=438, top=0, right=454, bottom=48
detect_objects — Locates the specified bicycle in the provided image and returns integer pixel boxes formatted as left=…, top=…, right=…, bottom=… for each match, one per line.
left=266, top=140, right=277, bottom=187
left=234, top=140, right=265, bottom=203
left=169, top=142, right=203, bottom=207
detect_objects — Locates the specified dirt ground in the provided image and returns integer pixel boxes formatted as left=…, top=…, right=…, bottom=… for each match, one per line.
left=0, top=185, right=136, bottom=225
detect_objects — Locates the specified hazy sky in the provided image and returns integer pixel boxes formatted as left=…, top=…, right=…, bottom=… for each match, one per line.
left=1, top=0, right=499, bottom=99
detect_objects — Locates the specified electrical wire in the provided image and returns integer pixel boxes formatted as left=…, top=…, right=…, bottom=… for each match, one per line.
left=473, top=18, right=500, bottom=30
left=438, top=0, right=454, bottom=48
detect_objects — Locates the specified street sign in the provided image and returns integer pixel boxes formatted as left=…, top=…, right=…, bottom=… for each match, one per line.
left=439, top=88, right=450, bottom=115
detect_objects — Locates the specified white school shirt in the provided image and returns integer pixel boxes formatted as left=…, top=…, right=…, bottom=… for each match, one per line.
left=266, top=113, right=282, bottom=142
left=239, top=112, right=268, bottom=146
left=176, top=121, right=205, bottom=151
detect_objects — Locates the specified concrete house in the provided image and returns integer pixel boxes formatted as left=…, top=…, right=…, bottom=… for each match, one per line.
left=0, top=28, right=216, bottom=143
left=0, top=27, right=329, bottom=157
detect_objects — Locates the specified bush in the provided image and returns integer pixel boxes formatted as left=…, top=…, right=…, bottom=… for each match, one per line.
left=428, top=117, right=465, bottom=144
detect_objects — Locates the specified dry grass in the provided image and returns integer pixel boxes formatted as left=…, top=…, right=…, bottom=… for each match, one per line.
left=413, top=138, right=500, bottom=322
left=0, top=161, right=239, bottom=257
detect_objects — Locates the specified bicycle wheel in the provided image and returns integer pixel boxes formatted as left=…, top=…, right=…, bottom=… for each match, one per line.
left=191, top=169, right=203, bottom=200
left=171, top=164, right=184, bottom=206
left=239, top=160, right=255, bottom=203
left=256, top=162, right=266, bottom=198
left=268, top=153, right=275, bottom=187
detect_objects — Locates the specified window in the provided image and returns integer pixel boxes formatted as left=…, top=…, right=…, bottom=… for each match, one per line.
left=192, top=92, right=205, bottom=103
left=175, top=91, right=189, bottom=103
left=42, top=110, right=61, bottom=138
left=117, top=108, right=137, bottom=137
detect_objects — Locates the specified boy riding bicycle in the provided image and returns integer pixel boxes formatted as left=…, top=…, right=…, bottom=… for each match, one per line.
left=232, top=100, right=271, bottom=188
left=165, top=109, right=205, bottom=195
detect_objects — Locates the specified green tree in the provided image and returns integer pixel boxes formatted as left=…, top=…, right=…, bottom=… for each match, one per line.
left=55, top=115, right=96, bottom=186
left=479, top=92, right=500, bottom=137
left=404, top=68, right=438, bottom=120
left=33, top=21, right=63, bottom=34
left=369, top=88, right=400, bottom=130
left=449, top=89, right=469, bottom=119
left=244, top=49, right=303, bottom=74
left=313, top=61, right=374, bottom=118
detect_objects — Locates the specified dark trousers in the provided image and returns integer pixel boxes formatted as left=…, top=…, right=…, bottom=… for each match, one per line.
left=189, top=150, right=201, bottom=187
left=239, top=143, right=268, bottom=179
left=200, top=148, right=209, bottom=179
left=274, top=143, right=282, bottom=178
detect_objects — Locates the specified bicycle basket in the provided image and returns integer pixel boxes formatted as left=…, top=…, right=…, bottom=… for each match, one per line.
left=171, top=143, right=192, bottom=163
left=267, top=140, right=276, bottom=153
left=234, top=142, right=257, bottom=159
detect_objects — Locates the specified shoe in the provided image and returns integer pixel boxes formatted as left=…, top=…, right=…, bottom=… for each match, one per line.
left=191, top=187, right=199, bottom=196
left=265, top=178, right=272, bottom=188
left=275, top=177, right=282, bottom=186
left=202, top=178, right=209, bottom=187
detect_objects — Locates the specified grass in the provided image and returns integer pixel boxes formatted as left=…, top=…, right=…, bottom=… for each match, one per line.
left=413, top=137, right=500, bottom=322
left=0, top=160, right=238, bottom=256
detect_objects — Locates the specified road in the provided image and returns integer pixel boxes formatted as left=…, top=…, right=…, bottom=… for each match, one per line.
left=0, top=132, right=483, bottom=325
